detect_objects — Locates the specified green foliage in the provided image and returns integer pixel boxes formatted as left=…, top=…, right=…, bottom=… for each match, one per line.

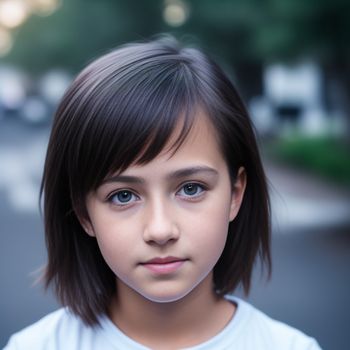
left=267, top=135, right=350, bottom=185
left=251, top=0, right=350, bottom=63
left=4, top=0, right=164, bottom=74
left=2, top=0, right=350, bottom=76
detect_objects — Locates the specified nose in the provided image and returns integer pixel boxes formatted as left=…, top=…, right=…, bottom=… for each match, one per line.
left=142, top=197, right=180, bottom=245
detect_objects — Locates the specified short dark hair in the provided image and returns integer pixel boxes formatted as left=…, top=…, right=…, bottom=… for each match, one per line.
left=40, top=35, right=271, bottom=326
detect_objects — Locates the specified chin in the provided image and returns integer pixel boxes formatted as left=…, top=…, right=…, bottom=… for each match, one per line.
left=138, top=286, right=195, bottom=304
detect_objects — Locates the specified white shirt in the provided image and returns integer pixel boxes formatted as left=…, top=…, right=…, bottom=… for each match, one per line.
left=3, top=296, right=322, bottom=350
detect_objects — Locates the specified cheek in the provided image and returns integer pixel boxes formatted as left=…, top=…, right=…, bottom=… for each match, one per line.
left=188, top=200, right=231, bottom=261
left=90, top=213, right=135, bottom=273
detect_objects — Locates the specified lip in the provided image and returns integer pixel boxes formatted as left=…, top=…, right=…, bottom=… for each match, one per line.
left=141, top=256, right=187, bottom=274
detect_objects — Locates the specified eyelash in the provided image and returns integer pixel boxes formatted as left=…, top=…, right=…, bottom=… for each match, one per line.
left=107, top=182, right=207, bottom=207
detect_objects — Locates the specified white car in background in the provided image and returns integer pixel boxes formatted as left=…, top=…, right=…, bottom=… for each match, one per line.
left=0, top=65, right=71, bottom=125
left=0, top=65, right=26, bottom=120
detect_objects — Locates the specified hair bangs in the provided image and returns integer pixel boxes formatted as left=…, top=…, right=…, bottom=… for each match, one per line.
left=70, top=56, right=199, bottom=199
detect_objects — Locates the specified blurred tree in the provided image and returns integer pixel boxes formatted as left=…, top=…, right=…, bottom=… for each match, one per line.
left=3, top=0, right=350, bottom=131
left=251, top=0, right=350, bottom=125
left=3, top=0, right=164, bottom=73
left=178, top=0, right=350, bottom=132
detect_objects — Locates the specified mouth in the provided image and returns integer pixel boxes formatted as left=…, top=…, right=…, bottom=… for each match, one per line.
left=140, top=256, right=188, bottom=274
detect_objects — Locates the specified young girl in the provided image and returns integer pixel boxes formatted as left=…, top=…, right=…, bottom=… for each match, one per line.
left=4, top=35, right=321, bottom=350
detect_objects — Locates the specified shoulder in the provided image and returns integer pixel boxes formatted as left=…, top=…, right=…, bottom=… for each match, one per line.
left=3, top=308, right=94, bottom=350
left=226, top=295, right=322, bottom=350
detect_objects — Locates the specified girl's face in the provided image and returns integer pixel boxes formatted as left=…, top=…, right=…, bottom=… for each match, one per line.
left=84, top=113, right=246, bottom=304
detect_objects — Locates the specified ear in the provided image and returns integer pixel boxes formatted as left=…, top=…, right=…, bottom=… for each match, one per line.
left=229, top=167, right=247, bottom=222
left=78, top=215, right=96, bottom=237
left=76, top=195, right=96, bottom=237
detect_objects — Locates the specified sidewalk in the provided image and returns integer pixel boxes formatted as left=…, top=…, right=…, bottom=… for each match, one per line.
left=264, top=159, right=350, bottom=233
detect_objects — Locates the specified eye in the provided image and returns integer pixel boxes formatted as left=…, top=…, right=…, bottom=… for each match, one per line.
left=108, top=190, right=139, bottom=206
left=177, top=183, right=205, bottom=198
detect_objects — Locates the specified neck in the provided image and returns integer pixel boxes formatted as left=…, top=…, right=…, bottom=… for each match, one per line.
left=109, top=274, right=236, bottom=349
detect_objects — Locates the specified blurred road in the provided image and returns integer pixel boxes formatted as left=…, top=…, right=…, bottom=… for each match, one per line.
left=1, top=117, right=349, bottom=349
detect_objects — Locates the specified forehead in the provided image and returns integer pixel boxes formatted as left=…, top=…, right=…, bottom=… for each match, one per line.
left=161, top=112, right=219, bottom=157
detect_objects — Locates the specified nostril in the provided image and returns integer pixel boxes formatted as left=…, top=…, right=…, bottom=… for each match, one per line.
left=142, top=201, right=180, bottom=244
left=143, top=222, right=180, bottom=245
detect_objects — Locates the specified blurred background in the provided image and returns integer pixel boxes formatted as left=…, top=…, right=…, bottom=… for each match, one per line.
left=0, top=0, right=349, bottom=348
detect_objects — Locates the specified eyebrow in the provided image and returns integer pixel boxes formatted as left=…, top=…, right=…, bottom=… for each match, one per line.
left=166, top=166, right=218, bottom=180
left=102, top=166, right=218, bottom=184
